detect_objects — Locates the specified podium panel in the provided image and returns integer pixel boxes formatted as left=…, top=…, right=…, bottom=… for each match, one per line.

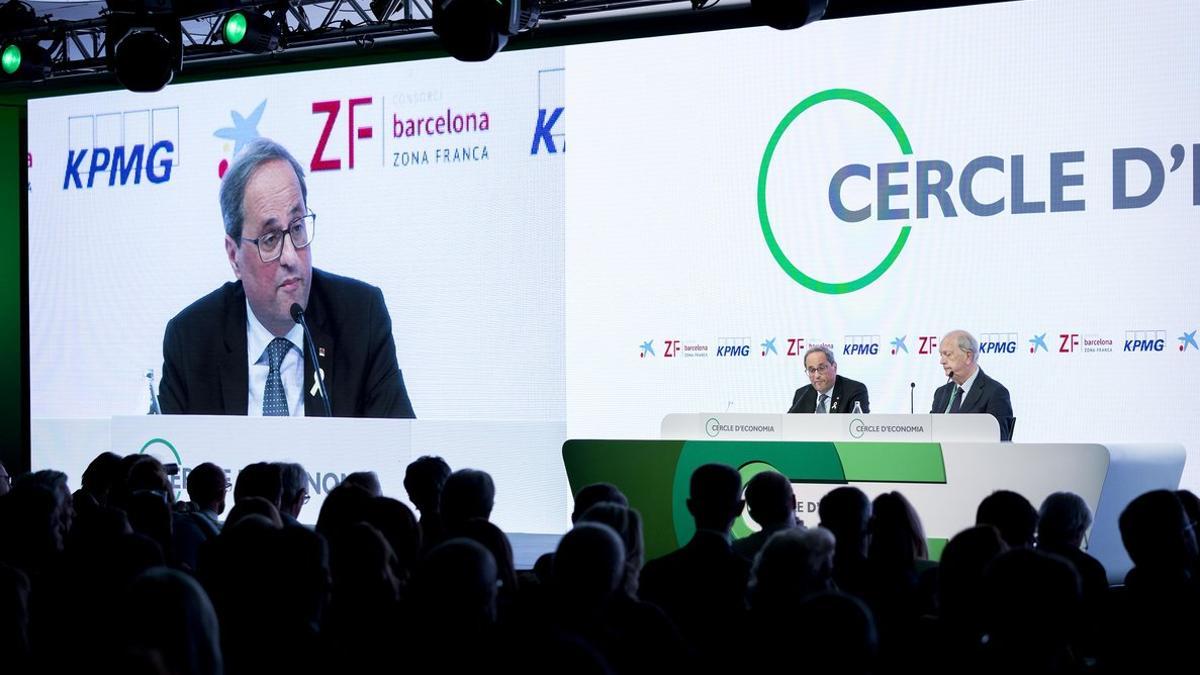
left=33, top=416, right=570, bottom=534
left=563, top=438, right=1184, bottom=583
left=661, top=413, right=1001, bottom=442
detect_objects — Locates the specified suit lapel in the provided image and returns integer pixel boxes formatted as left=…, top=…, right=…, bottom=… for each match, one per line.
left=829, top=378, right=844, bottom=413
left=220, top=284, right=249, bottom=415
left=960, top=370, right=986, bottom=412
left=799, top=387, right=815, bottom=413
left=303, top=272, right=335, bottom=416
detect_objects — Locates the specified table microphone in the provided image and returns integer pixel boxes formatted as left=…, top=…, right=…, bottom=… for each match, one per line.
left=909, top=382, right=915, bottom=414
left=291, top=303, right=332, bottom=416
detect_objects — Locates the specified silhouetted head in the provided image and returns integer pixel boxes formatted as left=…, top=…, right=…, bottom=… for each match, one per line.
left=554, top=522, right=625, bottom=619
left=122, top=567, right=222, bottom=675
left=365, top=497, right=421, bottom=582
left=578, top=502, right=644, bottom=597
left=234, top=462, right=283, bottom=509
left=343, top=471, right=382, bottom=498
left=976, top=490, right=1038, bottom=549
left=80, top=452, right=123, bottom=505
left=224, top=496, right=282, bottom=530
left=819, top=486, right=871, bottom=557
left=744, top=471, right=795, bottom=530
left=315, top=482, right=373, bottom=542
left=330, top=522, right=399, bottom=605
left=686, top=463, right=744, bottom=533
left=274, top=462, right=308, bottom=518
left=186, top=463, right=228, bottom=516
left=1119, top=489, right=1199, bottom=575
left=869, top=491, right=928, bottom=567
left=409, top=538, right=499, bottom=629
left=750, top=527, right=835, bottom=610
left=456, top=518, right=517, bottom=600
left=937, top=524, right=1007, bottom=624
left=403, top=456, right=451, bottom=514
left=441, top=469, right=495, bottom=533
left=1037, top=492, right=1093, bottom=550
left=571, top=483, right=628, bottom=523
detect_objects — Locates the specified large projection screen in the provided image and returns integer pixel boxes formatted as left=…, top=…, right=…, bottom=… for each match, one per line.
left=28, top=0, right=1199, bottom=532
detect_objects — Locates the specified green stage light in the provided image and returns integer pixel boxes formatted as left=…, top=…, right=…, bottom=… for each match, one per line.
left=1, top=44, right=20, bottom=75
left=2, top=42, right=51, bottom=80
left=223, top=12, right=248, bottom=45
left=221, top=10, right=280, bottom=54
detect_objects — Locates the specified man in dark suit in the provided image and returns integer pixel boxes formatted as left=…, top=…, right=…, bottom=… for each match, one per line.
left=159, top=137, right=414, bottom=418
left=930, top=330, right=1012, bottom=440
left=639, top=463, right=750, bottom=671
left=787, top=345, right=870, bottom=414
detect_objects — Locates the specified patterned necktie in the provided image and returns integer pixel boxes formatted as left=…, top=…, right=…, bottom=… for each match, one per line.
left=948, top=386, right=965, bottom=414
left=817, top=393, right=829, bottom=414
left=262, top=337, right=292, bottom=416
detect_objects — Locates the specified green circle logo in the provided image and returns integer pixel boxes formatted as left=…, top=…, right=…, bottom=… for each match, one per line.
left=757, top=88, right=913, bottom=294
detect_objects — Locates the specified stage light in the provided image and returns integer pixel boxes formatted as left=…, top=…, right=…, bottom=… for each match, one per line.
left=433, top=0, right=540, bottom=62
left=751, top=0, right=827, bottom=30
left=105, top=14, right=182, bottom=92
left=1, top=42, right=52, bottom=80
left=222, top=10, right=281, bottom=54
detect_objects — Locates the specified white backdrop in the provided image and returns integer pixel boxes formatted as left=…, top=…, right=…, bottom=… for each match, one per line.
left=564, top=0, right=1199, bottom=491
left=28, top=0, right=1200, bottom=520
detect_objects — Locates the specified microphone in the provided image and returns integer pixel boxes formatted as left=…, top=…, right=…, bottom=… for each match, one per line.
left=291, top=303, right=332, bottom=417
left=909, top=382, right=915, bottom=414
left=147, top=369, right=161, bottom=415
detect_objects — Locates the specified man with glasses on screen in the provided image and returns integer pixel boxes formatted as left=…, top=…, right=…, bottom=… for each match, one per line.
left=787, top=345, right=870, bottom=414
left=158, top=137, right=415, bottom=418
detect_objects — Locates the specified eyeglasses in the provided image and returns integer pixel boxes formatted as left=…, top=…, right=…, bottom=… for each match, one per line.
left=302, top=491, right=311, bottom=505
left=806, top=363, right=832, bottom=375
left=241, top=212, right=316, bottom=263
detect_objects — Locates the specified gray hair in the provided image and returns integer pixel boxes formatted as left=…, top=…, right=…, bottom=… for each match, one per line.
left=804, top=344, right=837, bottom=367
left=948, top=330, right=979, bottom=362
left=1038, top=492, right=1093, bottom=545
left=274, top=462, right=308, bottom=506
left=219, top=137, right=308, bottom=242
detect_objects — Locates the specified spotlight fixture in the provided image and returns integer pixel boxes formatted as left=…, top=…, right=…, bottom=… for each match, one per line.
left=222, top=10, right=282, bottom=54
left=1, top=42, right=51, bottom=80
left=104, top=1, right=182, bottom=92
left=751, top=0, right=828, bottom=30
left=432, top=0, right=540, bottom=62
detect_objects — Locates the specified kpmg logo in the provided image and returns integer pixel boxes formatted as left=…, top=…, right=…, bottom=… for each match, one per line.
left=978, top=332, right=1018, bottom=354
left=531, top=67, right=565, bottom=155
left=1179, top=331, right=1198, bottom=352
left=758, top=88, right=1199, bottom=294
left=64, top=107, right=178, bottom=189
left=717, top=337, right=752, bottom=357
left=1123, top=330, right=1166, bottom=352
left=843, top=335, right=880, bottom=356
